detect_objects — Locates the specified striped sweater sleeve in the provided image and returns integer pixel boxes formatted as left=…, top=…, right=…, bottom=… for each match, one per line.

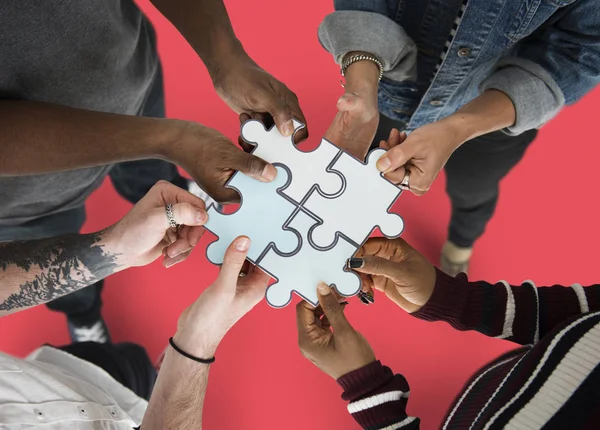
left=337, top=361, right=420, bottom=429
left=412, top=269, right=600, bottom=345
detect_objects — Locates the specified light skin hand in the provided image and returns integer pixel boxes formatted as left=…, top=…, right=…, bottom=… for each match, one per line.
left=173, top=236, right=271, bottom=357
left=352, top=237, right=436, bottom=313
left=297, top=283, right=376, bottom=380
left=142, top=235, right=270, bottom=430
left=324, top=53, right=380, bottom=161
left=376, top=89, right=517, bottom=195
left=103, top=180, right=208, bottom=269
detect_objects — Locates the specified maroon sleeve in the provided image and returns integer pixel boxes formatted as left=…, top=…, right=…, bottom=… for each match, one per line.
left=412, top=268, right=600, bottom=345
left=337, top=361, right=420, bottom=429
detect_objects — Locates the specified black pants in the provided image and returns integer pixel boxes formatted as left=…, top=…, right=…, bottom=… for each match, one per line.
left=58, top=341, right=157, bottom=401
left=375, top=113, right=537, bottom=248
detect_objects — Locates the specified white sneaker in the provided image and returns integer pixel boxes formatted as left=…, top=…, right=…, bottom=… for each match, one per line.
left=187, top=180, right=222, bottom=211
left=70, top=320, right=109, bottom=343
left=440, top=241, right=472, bottom=277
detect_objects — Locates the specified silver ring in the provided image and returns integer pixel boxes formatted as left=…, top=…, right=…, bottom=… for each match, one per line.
left=165, top=204, right=177, bottom=228
left=399, top=169, right=411, bottom=190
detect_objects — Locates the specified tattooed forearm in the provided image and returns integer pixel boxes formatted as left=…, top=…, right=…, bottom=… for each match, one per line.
left=0, top=232, right=121, bottom=315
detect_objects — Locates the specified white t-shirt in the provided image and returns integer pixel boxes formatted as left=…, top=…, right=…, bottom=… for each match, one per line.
left=0, top=346, right=147, bottom=428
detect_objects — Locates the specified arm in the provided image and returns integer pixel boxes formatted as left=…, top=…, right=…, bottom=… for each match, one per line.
left=141, top=236, right=270, bottom=429
left=0, top=101, right=275, bottom=203
left=296, top=284, right=420, bottom=429
left=0, top=181, right=207, bottom=317
left=0, top=101, right=173, bottom=176
left=150, top=0, right=306, bottom=138
left=481, top=0, right=600, bottom=135
left=413, top=269, right=600, bottom=346
left=319, top=2, right=418, bottom=159
left=353, top=237, right=600, bottom=346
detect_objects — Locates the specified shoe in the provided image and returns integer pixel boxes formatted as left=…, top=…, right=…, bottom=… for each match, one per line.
left=440, top=241, right=472, bottom=277
left=187, top=180, right=222, bottom=211
left=68, top=318, right=111, bottom=343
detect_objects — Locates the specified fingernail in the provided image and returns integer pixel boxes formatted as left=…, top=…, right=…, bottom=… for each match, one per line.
left=261, top=164, right=277, bottom=181
left=377, top=156, right=391, bottom=172
left=282, top=120, right=294, bottom=136
left=339, top=301, right=349, bottom=306
left=358, top=292, right=371, bottom=305
left=317, top=283, right=331, bottom=295
left=235, top=237, right=250, bottom=251
left=337, top=94, right=349, bottom=104
left=348, top=258, right=364, bottom=269
left=196, top=210, right=207, bottom=223
left=363, top=291, right=375, bottom=303
left=168, top=249, right=182, bottom=258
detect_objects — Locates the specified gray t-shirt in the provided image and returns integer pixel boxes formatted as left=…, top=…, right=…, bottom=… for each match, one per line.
left=0, top=1, right=158, bottom=227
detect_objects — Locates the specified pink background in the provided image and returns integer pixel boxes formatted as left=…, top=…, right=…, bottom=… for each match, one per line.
left=1, top=1, right=599, bottom=428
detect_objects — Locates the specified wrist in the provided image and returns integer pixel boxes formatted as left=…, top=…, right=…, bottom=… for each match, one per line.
left=342, top=56, right=380, bottom=97
left=206, top=41, right=250, bottom=85
left=173, top=328, right=219, bottom=359
left=96, top=228, right=131, bottom=272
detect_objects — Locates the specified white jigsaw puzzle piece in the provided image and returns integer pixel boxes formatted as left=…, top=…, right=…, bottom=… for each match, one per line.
left=305, top=148, right=404, bottom=249
left=241, top=120, right=344, bottom=202
left=204, top=165, right=300, bottom=264
left=260, top=210, right=360, bottom=308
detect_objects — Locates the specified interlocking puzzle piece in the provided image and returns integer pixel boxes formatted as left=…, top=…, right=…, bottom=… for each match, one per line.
left=240, top=120, right=344, bottom=203
left=305, top=148, right=404, bottom=249
left=204, top=165, right=300, bottom=265
left=259, top=210, right=361, bottom=308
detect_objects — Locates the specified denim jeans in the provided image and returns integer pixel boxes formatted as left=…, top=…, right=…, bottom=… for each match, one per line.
left=374, top=113, right=536, bottom=248
left=0, top=62, right=186, bottom=325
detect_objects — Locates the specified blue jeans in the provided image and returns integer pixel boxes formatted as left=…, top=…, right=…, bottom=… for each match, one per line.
left=0, top=63, right=187, bottom=325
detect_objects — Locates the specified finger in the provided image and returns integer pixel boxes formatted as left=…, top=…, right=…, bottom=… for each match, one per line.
left=217, top=236, right=251, bottom=286
left=383, top=165, right=406, bottom=185
left=163, top=249, right=192, bottom=268
left=296, top=300, right=319, bottom=334
left=376, top=142, right=412, bottom=174
left=239, top=112, right=252, bottom=124
left=155, top=203, right=207, bottom=233
left=350, top=255, right=401, bottom=280
left=166, top=228, right=177, bottom=244
left=231, top=150, right=277, bottom=183
left=152, top=180, right=207, bottom=211
left=317, top=283, right=352, bottom=333
left=267, top=96, right=294, bottom=137
left=165, top=237, right=192, bottom=259
left=187, top=225, right=205, bottom=247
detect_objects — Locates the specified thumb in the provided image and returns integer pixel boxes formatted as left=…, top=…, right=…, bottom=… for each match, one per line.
left=317, top=283, right=352, bottom=333
left=217, top=236, right=251, bottom=286
left=376, top=143, right=411, bottom=174
left=336, top=93, right=359, bottom=112
left=148, top=203, right=207, bottom=230
left=232, top=151, right=278, bottom=183
left=351, top=256, right=400, bottom=280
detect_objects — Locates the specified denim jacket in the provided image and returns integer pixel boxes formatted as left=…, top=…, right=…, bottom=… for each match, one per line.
left=319, top=0, right=600, bottom=135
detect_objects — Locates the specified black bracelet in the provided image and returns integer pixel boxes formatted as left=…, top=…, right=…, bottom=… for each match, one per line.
left=169, top=337, right=216, bottom=364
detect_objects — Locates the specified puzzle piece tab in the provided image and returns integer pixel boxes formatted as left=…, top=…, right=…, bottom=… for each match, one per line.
left=204, top=165, right=300, bottom=265
left=259, top=210, right=360, bottom=308
left=305, top=149, right=404, bottom=249
left=241, top=120, right=344, bottom=203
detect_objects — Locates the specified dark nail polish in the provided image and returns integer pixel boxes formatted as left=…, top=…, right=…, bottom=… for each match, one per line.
left=358, top=291, right=371, bottom=305
left=364, top=292, right=375, bottom=303
left=348, top=258, right=364, bottom=269
left=339, top=301, right=349, bottom=306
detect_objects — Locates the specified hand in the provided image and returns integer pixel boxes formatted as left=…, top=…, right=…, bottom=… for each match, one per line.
left=375, top=119, right=463, bottom=195
left=324, top=58, right=381, bottom=161
left=104, top=181, right=207, bottom=269
left=173, top=236, right=271, bottom=357
left=297, top=283, right=376, bottom=380
left=352, top=237, right=436, bottom=313
left=170, top=124, right=278, bottom=204
left=324, top=92, right=379, bottom=161
left=212, top=53, right=308, bottom=141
